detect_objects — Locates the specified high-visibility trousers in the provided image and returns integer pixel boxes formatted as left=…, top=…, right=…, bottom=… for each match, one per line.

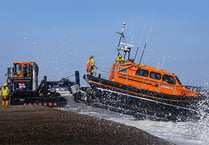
left=2, top=95, right=9, bottom=107
left=2, top=95, right=9, bottom=101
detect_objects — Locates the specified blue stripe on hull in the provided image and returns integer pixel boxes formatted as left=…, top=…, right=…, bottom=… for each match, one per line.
left=88, top=81, right=200, bottom=121
left=89, top=80, right=198, bottom=109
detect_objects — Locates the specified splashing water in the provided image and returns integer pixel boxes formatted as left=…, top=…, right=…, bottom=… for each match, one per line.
left=108, top=116, right=209, bottom=145
left=60, top=94, right=209, bottom=145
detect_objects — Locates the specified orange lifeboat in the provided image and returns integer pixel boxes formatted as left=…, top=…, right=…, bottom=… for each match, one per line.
left=81, top=23, right=207, bottom=121
left=109, top=61, right=200, bottom=97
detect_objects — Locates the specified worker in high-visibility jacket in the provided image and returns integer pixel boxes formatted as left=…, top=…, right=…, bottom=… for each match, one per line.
left=1, top=83, right=10, bottom=107
left=86, top=56, right=95, bottom=75
left=115, top=54, right=125, bottom=63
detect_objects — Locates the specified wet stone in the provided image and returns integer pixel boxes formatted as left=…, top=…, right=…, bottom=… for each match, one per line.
left=0, top=105, right=174, bottom=145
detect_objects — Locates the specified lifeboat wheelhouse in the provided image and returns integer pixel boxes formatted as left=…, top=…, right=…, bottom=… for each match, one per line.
left=109, top=61, right=200, bottom=97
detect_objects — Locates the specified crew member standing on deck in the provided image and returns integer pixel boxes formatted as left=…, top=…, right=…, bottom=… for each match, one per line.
left=86, top=56, right=95, bottom=75
left=1, top=83, right=10, bottom=107
left=116, top=54, right=125, bottom=63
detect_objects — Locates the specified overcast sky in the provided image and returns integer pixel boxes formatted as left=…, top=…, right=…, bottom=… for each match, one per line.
left=0, top=0, right=209, bottom=86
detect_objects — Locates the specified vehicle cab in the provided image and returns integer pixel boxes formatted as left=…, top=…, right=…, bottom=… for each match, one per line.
left=7, top=62, right=39, bottom=91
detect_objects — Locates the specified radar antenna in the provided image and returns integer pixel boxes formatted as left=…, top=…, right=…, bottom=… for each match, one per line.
left=116, top=22, right=126, bottom=57
left=116, top=22, right=134, bottom=61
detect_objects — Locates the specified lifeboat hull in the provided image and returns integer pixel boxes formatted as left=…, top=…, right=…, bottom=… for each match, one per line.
left=81, top=74, right=207, bottom=121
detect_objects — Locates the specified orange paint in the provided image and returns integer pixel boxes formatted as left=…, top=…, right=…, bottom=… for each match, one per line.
left=109, top=61, right=199, bottom=96
left=13, top=62, right=38, bottom=78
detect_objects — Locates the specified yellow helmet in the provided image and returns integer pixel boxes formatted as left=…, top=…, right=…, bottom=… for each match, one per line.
left=3, top=83, right=8, bottom=87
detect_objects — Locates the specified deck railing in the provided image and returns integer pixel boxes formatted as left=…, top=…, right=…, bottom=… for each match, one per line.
left=94, top=64, right=112, bottom=79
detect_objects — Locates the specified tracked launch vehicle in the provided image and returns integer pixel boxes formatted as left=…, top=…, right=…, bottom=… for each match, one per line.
left=6, top=61, right=79, bottom=107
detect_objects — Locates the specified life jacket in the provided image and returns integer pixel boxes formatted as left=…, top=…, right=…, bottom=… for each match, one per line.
left=86, top=58, right=95, bottom=71
left=1, top=87, right=9, bottom=96
left=86, top=63, right=91, bottom=71
left=88, top=58, right=95, bottom=65
left=116, top=56, right=124, bottom=63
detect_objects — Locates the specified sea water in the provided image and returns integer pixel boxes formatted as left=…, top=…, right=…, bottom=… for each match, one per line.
left=61, top=95, right=209, bottom=145
left=108, top=116, right=209, bottom=145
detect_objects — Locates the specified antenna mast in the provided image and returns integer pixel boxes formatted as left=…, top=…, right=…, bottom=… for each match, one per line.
left=134, top=25, right=146, bottom=62
left=116, top=22, right=126, bottom=57
left=115, top=22, right=134, bottom=61
left=139, top=20, right=154, bottom=65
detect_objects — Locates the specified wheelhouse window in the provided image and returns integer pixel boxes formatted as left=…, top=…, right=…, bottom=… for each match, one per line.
left=22, top=63, right=30, bottom=77
left=150, top=72, right=161, bottom=80
left=119, top=68, right=127, bottom=73
left=14, top=63, right=21, bottom=75
left=136, top=69, right=149, bottom=77
left=163, top=74, right=176, bottom=84
left=175, top=76, right=182, bottom=85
